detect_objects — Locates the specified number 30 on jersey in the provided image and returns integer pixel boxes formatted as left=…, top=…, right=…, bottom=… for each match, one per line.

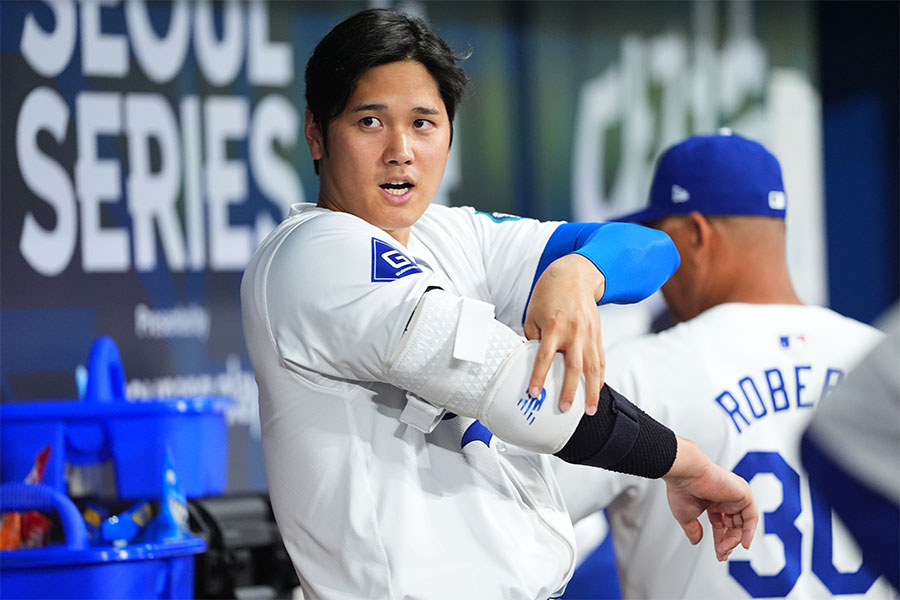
left=729, top=451, right=879, bottom=597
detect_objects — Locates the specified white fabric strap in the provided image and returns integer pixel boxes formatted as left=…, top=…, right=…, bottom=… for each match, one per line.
left=453, top=297, right=496, bottom=363
left=400, top=392, right=446, bottom=433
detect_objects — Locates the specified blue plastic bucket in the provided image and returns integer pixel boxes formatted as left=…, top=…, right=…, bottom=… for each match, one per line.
left=0, top=337, right=233, bottom=499
left=0, top=395, right=232, bottom=500
left=0, top=483, right=206, bottom=599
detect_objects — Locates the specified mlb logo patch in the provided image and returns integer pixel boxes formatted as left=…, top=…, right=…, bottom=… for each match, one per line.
left=371, top=238, right=422, bottom=282
left=779, top=334, right=806, bottom=349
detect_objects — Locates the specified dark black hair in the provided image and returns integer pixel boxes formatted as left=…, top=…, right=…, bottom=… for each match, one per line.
left=305, top=8, right=470, bottom=174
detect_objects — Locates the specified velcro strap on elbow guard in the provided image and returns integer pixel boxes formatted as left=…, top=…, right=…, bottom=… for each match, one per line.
left=587, top=385, right=640, bottom=468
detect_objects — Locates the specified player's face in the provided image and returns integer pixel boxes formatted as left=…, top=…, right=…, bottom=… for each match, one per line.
left=306, top=60, right=452, bottom=246
left=653, top=216, right=703, bottom=322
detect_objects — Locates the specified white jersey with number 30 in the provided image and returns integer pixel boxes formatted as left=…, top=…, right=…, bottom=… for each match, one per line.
left=557, top=303, right=893, bottom=599
left=242, top=203, right=577, bottom=600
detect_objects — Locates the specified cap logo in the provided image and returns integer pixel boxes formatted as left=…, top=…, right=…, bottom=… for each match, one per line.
left=671, top=184, right=690, bottom=203
left=768, top=191, right=786, bottom=210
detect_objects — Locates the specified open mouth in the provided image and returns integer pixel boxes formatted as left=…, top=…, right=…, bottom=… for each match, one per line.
left=380, top=180, right=414, bottom=196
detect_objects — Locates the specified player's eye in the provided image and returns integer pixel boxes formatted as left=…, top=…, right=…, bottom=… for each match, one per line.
left=359, top=116, right=382, bottom=129
left=413, top=119, right=435, bottom=131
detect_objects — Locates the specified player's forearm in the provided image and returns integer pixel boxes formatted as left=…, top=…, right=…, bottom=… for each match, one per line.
left=554, top=384, right=678, bottom=478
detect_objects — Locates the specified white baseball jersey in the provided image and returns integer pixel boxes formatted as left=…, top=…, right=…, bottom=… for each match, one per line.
left=555, top=303, right=894, bottom=599
left=241, top=203, right=577, bottom=600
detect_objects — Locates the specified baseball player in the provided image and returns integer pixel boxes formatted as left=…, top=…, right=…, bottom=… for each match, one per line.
left=802, top=302, right=900, bottom=591
left=556, top=133, right=894, bottom=598
left=241, top=10, right=757, bottom=599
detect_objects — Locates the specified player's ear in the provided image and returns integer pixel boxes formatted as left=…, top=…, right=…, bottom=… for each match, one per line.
left=305, top=109, right=325, bottom=160
left=686, top=212, right=717, bottom=264
left=686, top=212, right=711, bottom=248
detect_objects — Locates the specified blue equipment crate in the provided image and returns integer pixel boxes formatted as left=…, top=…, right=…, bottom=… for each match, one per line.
left=0, top=483, right=206, bottom=599
left=0, top=337, right=233, bottom=499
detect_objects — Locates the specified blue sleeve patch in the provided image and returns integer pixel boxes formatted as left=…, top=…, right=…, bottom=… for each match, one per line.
left=475, top=210, right=522, bottom=223
left=461, top=420, right=494, bottom=448
left=371, top=237, right=422, bottom=282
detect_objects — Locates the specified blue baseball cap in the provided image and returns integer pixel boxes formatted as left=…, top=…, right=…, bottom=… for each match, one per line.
left=615, top=132, right=787, bottom=224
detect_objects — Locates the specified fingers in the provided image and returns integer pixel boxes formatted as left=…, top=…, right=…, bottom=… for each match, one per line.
left=582, top=348, right=601, bottom=416
left=741, top=502, right=758, bottom=550
left=678, top=518, right=703, bottom=546
left=720, top=511, right=742, bottom=529
left=711, top=513, right=743, bottom=561
left=707, top=496, right=757, bottom=561
left=528, top=337, right=555, bottom=404
left=596, top=334, right=606, bottom=388
left=582, top=327, right=604, bottom=416
left=714, top=472, right=757, bottom=552
left=679, top=507, right=749, bottom=561
left=527, top=321, right=593, bottom=414
left=559, top=350, right=583, bottom=413
left=523, top=254, right=606, bottom=414
left=716, top=531, right=741, bottom=561
left=524, top=303, right=603, bottom=415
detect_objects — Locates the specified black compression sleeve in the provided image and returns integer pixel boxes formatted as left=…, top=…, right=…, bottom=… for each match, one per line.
left=553, top=384, right=677, bottom=478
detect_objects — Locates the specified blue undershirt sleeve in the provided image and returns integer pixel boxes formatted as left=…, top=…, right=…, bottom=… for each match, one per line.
left=523, top=222, right=679, bottom=323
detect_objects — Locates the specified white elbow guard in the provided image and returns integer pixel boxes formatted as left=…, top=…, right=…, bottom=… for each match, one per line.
left=386, top=290, right=585, bottom=453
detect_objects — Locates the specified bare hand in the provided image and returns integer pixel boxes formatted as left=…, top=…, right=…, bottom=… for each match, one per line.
left=523, top=254, right=606, bottom=415
left=663, top=436, right=758, bottom=561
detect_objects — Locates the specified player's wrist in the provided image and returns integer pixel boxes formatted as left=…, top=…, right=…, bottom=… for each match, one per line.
left=662, top=436, right=710, bottom=483
left=558, top=253, right=606, bottom=303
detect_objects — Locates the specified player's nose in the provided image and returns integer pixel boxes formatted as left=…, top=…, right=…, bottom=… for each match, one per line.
left=383, top=129, right=413, bottom=165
